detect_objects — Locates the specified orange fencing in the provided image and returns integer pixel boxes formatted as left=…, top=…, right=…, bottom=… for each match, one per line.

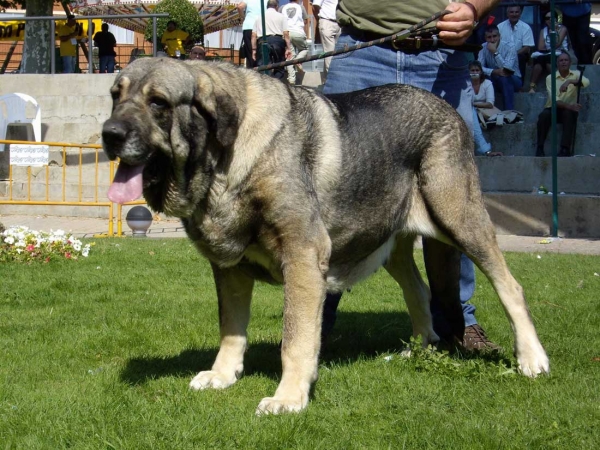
left=0, top=139, right=144, bottom=236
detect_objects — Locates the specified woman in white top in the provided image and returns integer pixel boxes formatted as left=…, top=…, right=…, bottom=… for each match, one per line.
left=470, top=61, right=502, bottom=156
left=529, top=12, right=569, bottom=93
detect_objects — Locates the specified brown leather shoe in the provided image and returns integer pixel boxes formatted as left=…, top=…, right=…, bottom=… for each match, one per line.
left=462, top=324, right=502, bottom=353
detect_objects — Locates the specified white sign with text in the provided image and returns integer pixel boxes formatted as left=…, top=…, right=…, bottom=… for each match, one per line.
left=9, top=144, right=50, bottom=167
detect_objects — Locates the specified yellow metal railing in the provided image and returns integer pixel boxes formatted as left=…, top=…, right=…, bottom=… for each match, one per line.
left=0, top=139, right=144, bottom=236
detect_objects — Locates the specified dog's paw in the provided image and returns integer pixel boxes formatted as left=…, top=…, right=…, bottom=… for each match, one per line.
left=255, top=396, right=306, bottom=416
left=189, top=370, right=237, bottom=390
left=516, top=343, right=550, bottom=377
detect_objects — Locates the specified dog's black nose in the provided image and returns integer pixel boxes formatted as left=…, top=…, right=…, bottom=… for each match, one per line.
left=102, top=119, right=129, bottom=159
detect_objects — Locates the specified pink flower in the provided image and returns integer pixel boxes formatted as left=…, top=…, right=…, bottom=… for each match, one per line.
left=26, top=244, right=35, bottom=252
left=65, top=252, right=72, bottom=259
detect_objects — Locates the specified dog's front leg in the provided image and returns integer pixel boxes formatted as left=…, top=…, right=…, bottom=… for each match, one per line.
left=256, top=249, right=327, bottom=415
left=190, top=263, right=254, bottom=391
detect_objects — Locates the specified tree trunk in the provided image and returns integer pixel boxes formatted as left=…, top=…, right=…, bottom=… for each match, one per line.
left=21, top=0, right=54, bottom=74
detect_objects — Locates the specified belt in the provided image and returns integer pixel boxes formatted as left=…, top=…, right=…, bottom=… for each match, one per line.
left=341, top=26, right=481, bottom=54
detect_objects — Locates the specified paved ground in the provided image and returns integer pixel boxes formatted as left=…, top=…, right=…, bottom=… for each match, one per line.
left=1, top=214, right=600, bottom=255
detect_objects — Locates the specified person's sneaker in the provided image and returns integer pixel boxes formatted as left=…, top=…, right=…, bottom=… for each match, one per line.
left=462, top=324, right=502, bottom=353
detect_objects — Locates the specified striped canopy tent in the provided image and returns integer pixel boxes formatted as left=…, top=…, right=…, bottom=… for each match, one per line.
left=71, top=0, right=242, bottom=35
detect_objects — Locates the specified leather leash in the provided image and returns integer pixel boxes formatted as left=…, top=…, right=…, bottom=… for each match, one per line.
left=254, top=9, right=479, bottom=73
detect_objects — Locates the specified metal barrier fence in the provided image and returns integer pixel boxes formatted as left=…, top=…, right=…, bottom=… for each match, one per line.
left=0, top=139, right=144, bottom=236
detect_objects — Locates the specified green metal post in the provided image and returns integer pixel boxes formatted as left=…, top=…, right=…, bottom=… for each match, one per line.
left=259, top=0, right=270, bottom=74
left=549, top=0, right=558, bottom=237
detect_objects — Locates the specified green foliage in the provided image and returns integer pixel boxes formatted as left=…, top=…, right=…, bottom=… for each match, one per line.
left=144, top=0, right=204, bottom=46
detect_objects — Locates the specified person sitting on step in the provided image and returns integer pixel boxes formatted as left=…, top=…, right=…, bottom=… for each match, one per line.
left=535, top=50, right=589, bottom=157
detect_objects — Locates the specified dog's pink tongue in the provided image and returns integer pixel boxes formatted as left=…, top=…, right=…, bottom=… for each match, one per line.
left=108, top=163, right=144, bottom=204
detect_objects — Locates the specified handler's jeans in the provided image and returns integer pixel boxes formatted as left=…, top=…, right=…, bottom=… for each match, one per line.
left=321, top=33, right=478, bottom=338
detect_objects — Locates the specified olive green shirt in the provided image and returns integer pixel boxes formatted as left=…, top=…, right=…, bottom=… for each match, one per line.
left=336, top=0, right=451, bottom=35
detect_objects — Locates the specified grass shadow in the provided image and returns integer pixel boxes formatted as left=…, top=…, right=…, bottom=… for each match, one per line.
left=120, top=311, right=413, bottom=385
left=120, top=310, right=511, bottom=385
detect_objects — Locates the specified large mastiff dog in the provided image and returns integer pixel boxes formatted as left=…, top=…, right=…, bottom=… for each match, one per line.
left=102, top=58, right=549, bottom=414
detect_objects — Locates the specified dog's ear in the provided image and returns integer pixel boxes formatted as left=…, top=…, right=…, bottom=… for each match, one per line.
left=194, top=75, right=240, bottom=148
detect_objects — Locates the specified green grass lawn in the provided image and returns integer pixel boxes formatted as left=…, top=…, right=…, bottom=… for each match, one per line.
left=1, top=239, right=599, bottom=449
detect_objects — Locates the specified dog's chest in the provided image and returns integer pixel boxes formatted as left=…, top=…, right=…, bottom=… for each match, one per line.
left=184, top=207, right=252, bottom=267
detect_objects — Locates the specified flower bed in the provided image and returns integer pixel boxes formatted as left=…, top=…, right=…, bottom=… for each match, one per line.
left=0, top=226, right=92, bottom=263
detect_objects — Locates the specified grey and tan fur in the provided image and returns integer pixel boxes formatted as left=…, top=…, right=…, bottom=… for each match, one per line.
left=102, top=58, right=549, bottom=415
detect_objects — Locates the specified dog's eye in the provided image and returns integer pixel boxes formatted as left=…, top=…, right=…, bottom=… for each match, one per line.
left=149, top=97, right=169, bottom=109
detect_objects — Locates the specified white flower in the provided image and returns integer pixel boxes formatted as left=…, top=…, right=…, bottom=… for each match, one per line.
left=4, top=236, right=14, bottom=245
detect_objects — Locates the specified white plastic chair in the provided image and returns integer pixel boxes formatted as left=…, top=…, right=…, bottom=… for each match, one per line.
left=0, top=93, right=42, bottom=152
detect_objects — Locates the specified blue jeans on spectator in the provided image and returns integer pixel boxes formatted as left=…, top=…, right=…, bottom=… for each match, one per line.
left=99, top=55, right=116, bottom=73
left=322, top=32, right=478, bottom=336
left=490, top=74, right=522, bottom=110
left=62, top=56, right=76, bottom=74
left=472, top=107, right=492, bottom=155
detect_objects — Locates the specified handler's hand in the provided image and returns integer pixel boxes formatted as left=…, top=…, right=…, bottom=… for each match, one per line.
left=436, top=2, right=477, bottom=46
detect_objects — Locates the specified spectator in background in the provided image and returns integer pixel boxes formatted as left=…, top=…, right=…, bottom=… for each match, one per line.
left=478, top=25, right=522, bottom=110
left=469, top=61, right=502, bottom=157
left=281, top=0, right=309, bottom=85
left=560, top=1, right=592, bottom=64
left=93, top=23, right=117, bottom=73
left=238, top=0, right=267, bottom=68
left=57, top=15, right=79, bottom=74
left=529, top=11, right=569, bottom=93
left=311, top=0, right=340, bottom=78
left=160, top=20, right=192, bottom=59
left=189, top=45, right=206, bottom=60
left=497, top=5, right=534, bottom=84
left=252, top=0, right=292, bottom=79
left=536, top=50, right=589, bottom=157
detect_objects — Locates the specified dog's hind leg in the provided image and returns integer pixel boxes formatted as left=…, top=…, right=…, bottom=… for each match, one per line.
left=461, top=231, right=550, bottom=377
left=384, top=235, right=439, bottom=347
left=419, top=162, right=549, bottom=376
left=189, top=263, right=254, bottom=391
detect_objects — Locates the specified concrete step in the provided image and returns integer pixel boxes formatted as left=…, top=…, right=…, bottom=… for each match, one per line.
left=476, top=155, right=600, bottom=194
left=483, top=122, right=598, bottom=156
left=514, top=91, right=599, bottom=124
left=484, top=192, right=600, bottom=238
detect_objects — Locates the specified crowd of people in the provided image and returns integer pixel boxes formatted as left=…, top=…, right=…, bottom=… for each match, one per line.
left=60, top=2, right=593, bottom=159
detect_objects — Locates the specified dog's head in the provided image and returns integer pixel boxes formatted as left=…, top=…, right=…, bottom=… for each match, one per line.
left=102, top=58, right=244, bottom=217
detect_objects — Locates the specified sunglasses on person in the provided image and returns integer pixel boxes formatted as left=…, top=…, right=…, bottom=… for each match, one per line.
left=545, top=16, right=552, bottom=20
